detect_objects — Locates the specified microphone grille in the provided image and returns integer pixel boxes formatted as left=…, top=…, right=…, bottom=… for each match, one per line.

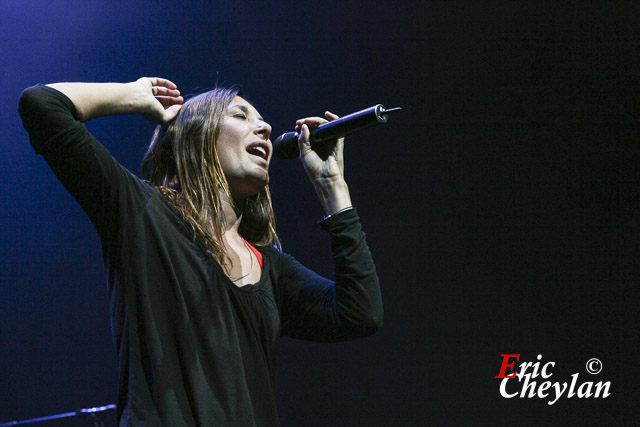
left=273, top=132, right=300, bottom=159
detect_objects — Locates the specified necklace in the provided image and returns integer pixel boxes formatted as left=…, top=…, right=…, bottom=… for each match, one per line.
left=228, top=239, right=254, bottom=282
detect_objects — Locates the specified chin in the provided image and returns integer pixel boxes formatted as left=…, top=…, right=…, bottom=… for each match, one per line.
left=257, top=170, right=270, bottom=186
left=246, top=175, right=270, bottom=196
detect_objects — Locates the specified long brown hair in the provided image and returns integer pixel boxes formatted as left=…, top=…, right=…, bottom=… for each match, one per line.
left=141, top=87, right=280, bottom=266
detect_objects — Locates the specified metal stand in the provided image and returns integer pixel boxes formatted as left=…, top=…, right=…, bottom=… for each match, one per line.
left=0, top=404, right=115, bottom=426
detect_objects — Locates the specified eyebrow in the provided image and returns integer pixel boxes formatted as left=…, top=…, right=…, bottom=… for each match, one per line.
left=228, top=104, right=265, bottom=122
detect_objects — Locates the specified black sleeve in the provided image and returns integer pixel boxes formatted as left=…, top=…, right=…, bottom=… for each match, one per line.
left=18, top=84, right=152, bottom=240
left=277, top=208, right=383, bottom=342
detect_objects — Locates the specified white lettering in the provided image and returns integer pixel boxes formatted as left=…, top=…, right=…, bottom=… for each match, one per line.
left=567, top=373, right=579, bottom=398
left=500, top=378, right=518, bottom=398
left=593, top=381, right=611, bottom=398
left=577, top=381, right=593, bottom=398
left=541, top=361, right=554, bottom=379
left=518, top=361, right=533, bottom=380
left=530, top=354, right=543, bottom=378
left=498, top=357, right=612, bottom=404
left=537, top=381, right=551, bottom=398
left=548, top=381, right=568, bottom=405
left=520, top=374, right=537, bottom=398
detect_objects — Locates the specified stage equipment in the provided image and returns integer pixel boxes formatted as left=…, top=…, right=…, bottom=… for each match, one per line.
left=0, top=404, right=115, bottom=426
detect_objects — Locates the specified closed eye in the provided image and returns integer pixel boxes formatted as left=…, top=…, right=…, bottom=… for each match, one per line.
left=227, top=103, right=266, bottom=122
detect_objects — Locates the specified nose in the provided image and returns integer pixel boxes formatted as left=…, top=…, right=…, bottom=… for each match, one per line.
left=254, top=120, right=272, bottom=140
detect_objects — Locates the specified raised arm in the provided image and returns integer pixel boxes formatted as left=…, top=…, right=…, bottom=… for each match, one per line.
left=47, top=77, right=183, bottom=123
left=276, top=112, right=382, bottom=342
left=17, top=77, right=182, bottom=238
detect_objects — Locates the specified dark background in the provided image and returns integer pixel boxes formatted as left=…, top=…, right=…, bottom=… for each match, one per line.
left=1, top=1, right=638, bottom=425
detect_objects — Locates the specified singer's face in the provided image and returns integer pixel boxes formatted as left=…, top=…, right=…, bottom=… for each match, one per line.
left=217, top=96, right=273, bottom=198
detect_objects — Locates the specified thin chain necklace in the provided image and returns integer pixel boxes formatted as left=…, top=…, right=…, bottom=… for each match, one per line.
left=228, top=239, right=254, bottom=282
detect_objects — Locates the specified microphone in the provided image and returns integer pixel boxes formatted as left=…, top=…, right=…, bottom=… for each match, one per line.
left=273, top=104, right=402, bottom=159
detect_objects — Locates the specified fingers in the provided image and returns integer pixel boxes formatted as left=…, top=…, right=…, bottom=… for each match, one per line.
left=135, top=77, right=183, bottom=124
left=298, top=123, right=311, bottom=146
left=151, top=86, right=181, bottom=97
left=294, top=111, right=339, bottom=132
left=146, top=77, right=178, bottom=90
left=143, top=77, right=182, bottom=106
left=295, top=117, right=325, bottom=133
left=150, top=83, right=183, bottom=109
left=155, top=95, right=184, bottom=107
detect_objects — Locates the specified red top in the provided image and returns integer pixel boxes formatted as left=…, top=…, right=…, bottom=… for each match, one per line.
left=244, top=240, right=263, bottom=270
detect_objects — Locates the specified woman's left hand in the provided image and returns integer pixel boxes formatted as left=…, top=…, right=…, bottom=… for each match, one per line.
left=296, top=112, right=352, bottom=215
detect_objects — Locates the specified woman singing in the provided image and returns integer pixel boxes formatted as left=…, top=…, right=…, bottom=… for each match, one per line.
left=18, top=77, right=382, bottom=426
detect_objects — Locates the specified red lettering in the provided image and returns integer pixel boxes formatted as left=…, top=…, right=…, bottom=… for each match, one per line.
left=495, top=354, right=520, bottom=378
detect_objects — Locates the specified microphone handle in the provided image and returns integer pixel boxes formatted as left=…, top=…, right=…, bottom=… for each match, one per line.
left=311, top=104, right=389, bottom=143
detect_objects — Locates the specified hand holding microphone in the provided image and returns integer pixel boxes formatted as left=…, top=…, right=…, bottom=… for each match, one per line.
left=296, top=111, right=353, bottom=216
left=280, top=104, right=402, bottom=216
left=273, top=104, right=402, bottom=159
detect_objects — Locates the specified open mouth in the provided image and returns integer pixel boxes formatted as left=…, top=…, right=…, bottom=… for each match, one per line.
left=247, top=143, right=270, bottom=160
left=248, top=146, right=267, bottom=158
